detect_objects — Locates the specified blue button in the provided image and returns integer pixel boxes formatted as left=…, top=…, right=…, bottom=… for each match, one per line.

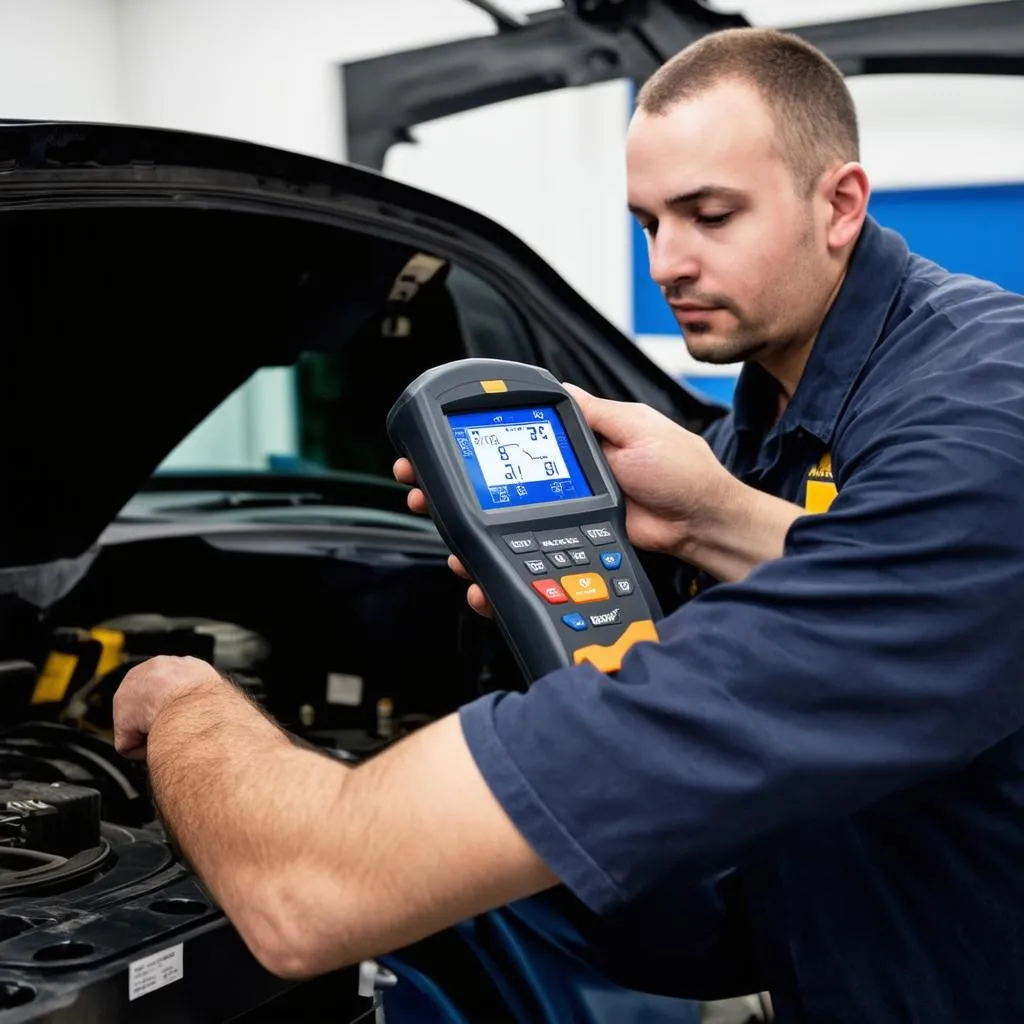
left=561, top=612, right=588, bottom=632
left=600, top=551, right=622, bottom=570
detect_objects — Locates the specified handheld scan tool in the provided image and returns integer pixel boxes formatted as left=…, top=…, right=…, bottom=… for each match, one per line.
left=387, top=358, right=662, bottom=683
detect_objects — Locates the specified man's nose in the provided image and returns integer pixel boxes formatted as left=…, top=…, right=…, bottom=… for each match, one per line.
left=647, top=230, right=700, bottom=291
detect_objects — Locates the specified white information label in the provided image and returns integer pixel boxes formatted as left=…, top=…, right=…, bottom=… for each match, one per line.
left=327, top=672, right=363, bottom=707
left=129, top=943, right=183, bottom=1001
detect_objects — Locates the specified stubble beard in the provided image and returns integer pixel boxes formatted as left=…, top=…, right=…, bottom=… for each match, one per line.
left=682, top=317, right=768, bottom=365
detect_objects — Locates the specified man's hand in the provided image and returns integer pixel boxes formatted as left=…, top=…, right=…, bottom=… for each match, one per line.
left=559, top=384, right=734, bottom=557
left=112, top=655, right=223, bottom=760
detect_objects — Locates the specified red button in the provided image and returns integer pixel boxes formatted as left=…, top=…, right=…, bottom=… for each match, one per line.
left=531, top=579, right=568, bottom=604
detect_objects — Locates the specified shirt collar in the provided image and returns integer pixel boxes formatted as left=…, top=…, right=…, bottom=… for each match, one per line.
left=732, top=215, right=910, bottom=445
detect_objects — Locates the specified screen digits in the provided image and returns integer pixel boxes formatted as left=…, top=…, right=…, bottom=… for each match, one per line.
left=449, top=405, right=593, bottom=510
left=468, top=421, right=568, bottom=487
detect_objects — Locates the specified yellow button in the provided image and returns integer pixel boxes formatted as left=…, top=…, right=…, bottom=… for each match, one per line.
left=560, top=573, right=609, bottom=603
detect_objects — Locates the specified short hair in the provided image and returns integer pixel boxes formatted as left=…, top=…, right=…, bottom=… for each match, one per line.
left=635, top=28, right=860, bottom=195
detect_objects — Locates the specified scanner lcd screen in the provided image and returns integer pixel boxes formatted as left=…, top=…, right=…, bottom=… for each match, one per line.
left=448, top=405, right=593, bottom=510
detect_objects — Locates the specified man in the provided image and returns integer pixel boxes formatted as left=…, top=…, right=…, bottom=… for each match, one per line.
left=113, top=27, right=1024, bottom=1022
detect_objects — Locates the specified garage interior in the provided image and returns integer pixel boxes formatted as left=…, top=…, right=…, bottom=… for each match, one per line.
left=0, top=1, right=1021, bottom=1022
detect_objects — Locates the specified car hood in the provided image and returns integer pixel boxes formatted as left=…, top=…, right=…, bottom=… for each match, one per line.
left=0, top=120, right=677, bottom=573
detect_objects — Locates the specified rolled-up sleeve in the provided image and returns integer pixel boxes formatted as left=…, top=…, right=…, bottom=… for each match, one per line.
left=459, top=357, right=1024, bottom=916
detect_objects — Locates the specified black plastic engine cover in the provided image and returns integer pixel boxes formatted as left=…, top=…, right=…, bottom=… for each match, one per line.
left=0, top=781, right=100, bottom=858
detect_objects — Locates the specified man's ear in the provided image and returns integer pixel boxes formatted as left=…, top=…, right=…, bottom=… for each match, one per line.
left=822, top=162, right=870, bottom=252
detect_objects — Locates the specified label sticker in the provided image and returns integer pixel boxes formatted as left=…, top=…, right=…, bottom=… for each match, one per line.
left=129, top=944, right=183, bottom=1001
left=327, top=673, right=363, bottom=707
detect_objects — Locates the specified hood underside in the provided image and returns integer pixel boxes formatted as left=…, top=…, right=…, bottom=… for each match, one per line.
left=0, top=122, right=625, bottom=570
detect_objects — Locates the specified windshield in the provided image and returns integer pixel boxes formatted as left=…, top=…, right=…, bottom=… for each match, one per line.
left=159, top=366, right=300, bottom=473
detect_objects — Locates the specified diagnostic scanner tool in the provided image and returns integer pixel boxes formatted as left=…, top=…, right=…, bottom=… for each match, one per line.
left=387, top=358, right=662, bottom=683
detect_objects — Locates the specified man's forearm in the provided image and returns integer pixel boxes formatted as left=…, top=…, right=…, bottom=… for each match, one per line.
left=144, top=679, right=555, bottom=979
left=680, top=476, right=805, bottom=583
left=145, top=680, right=346, bottom=975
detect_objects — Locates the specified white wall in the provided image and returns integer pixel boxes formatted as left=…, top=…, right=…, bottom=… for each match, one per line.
left=0, top=0, right=119, bottom=122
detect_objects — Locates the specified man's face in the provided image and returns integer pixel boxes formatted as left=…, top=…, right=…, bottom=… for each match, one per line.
left=626, top=79, right=835, bottom=368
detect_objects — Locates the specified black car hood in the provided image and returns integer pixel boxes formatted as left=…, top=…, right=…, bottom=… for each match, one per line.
left=0, top=121, right=680, bottom=572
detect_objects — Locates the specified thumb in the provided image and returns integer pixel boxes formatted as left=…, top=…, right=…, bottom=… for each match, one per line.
left=562, top=382, right=648, bottom=447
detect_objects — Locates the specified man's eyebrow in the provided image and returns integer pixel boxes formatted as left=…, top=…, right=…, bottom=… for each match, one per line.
left=670, top=185, right=746, bottom=205
left=628, top=185, right=746, bottom=216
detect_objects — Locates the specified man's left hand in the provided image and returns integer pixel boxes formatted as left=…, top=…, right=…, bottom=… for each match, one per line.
left=113, top=655, right=223, bottom=760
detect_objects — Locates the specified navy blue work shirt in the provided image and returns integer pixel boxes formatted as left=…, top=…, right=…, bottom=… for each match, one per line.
left=459, top=214, right=1024, bottom=1022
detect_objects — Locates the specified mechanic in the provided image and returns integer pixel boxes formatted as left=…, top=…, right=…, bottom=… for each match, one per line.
left=113, top=27, right=1024, bottom=1022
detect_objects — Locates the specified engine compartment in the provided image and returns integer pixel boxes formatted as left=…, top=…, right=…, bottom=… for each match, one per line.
left=8, top=522, right=523, bottom=798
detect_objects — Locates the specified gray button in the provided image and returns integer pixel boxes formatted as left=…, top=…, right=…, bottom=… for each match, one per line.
left=547, top=551, right=572, bottom=569
left=524, top=559, right=547, bottom=575
left=503, top=532, right=537, bottom=553
left=589, top=607, right=622, bottom=628
left=535, top=529, right=585, bottom=551
left=612, top=577, right=634, bottom=596
left=568, top=548, right=590, bottom=565
left=582, top=522, right=616, bottom=546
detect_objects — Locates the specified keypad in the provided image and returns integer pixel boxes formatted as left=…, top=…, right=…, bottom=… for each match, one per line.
left=509, top=522, right=635, bottom=633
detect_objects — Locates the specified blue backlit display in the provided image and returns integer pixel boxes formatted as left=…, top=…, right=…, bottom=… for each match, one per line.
left=448, top=405, right=593, bottom=510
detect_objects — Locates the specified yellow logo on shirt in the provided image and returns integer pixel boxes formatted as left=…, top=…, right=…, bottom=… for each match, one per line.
left=804, top=452, right=837, bottom=513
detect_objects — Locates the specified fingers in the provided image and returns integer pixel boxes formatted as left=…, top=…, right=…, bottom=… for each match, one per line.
left=406, top=488, right=428, bottom=515
left=394, top=458, right=432, bottom=516
left=447, top=554, right=471, bottom=580
left=467, top=584, right=493, bottom=619
left=392, top=457, right=416, bottom=485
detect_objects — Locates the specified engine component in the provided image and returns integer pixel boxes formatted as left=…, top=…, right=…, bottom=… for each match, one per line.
left=37, top=614, right=271, bottom=739
left=0, top=779, right=100, bottom=858
left=0, top=721, right=152, bottom=827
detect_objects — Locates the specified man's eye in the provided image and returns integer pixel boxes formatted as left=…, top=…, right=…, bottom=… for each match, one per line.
left=640, top=221, right=657, bottom=237
left=697, top=212, right=733, bottom=227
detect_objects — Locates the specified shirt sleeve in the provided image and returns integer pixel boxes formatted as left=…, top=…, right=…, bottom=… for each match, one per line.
left=459, top=353, right=1024, bottom=916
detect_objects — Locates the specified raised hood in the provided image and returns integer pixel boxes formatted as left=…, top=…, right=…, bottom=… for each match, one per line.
left=0, top=121, right=678, bottom=571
